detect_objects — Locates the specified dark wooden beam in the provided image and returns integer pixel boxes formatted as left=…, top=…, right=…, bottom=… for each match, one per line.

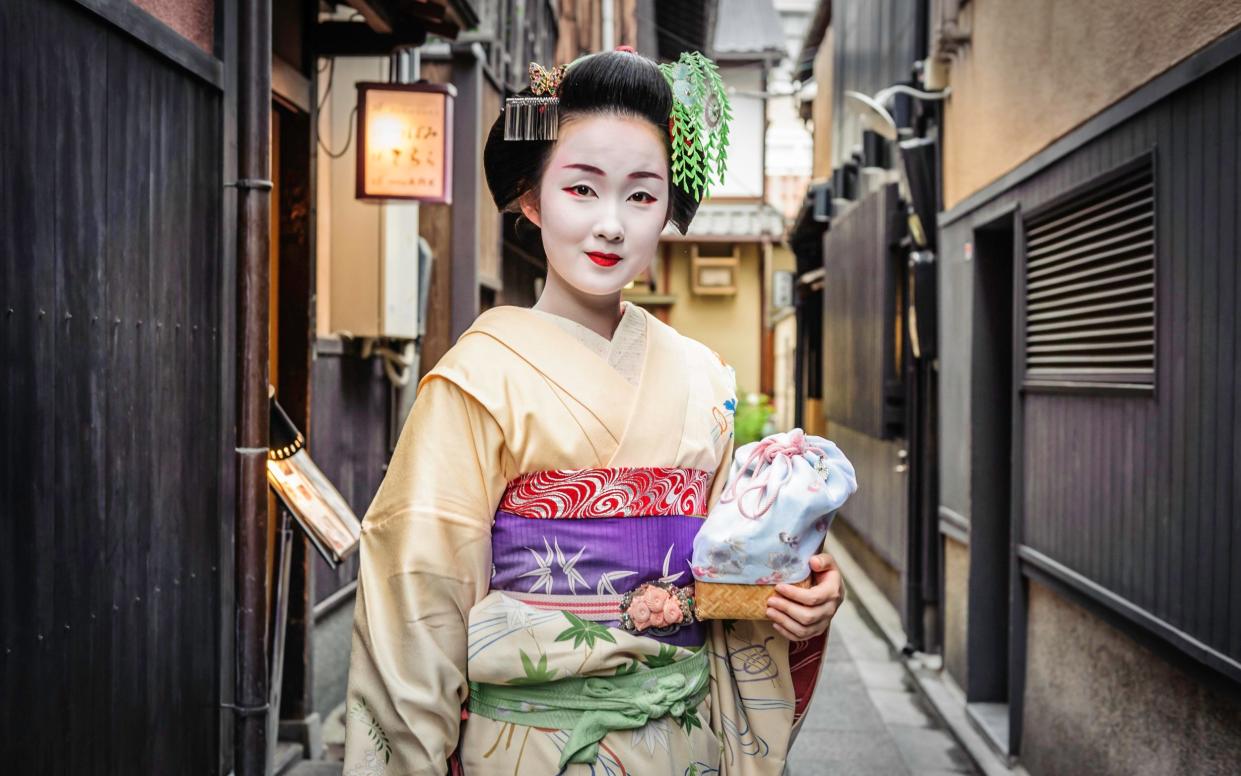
left=346, top=0, right=466, bottom=37
left=346, top=0, right=394, bottom=33
left=312, top=20, right=427, bottom=57
left=272, top=56, right=311, bottom=113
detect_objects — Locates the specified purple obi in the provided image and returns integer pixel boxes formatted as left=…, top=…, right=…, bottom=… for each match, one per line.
left=489, top=467, right=712, bottom=647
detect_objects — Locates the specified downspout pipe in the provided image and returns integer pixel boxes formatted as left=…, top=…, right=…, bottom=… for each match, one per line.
left=234, top=0, right=272, bottom=773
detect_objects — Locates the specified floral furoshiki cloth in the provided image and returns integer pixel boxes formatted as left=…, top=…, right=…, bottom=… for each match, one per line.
left=691, top=428, right=857, bottom=618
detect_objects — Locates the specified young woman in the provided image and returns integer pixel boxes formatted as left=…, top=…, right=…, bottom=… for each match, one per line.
left=343, top=49, right=845, bottom=776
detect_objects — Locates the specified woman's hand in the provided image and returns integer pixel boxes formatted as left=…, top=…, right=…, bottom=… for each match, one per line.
left=765, top=553, right=845, bottom=641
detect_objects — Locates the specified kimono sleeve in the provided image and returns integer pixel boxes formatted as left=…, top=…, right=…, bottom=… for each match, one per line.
left=342, top=375, right=510, bottom=775
left=707, top=435, right=735, bottom=513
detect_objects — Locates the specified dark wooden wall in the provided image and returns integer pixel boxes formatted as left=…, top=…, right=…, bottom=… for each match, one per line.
left=940, top=52, right=1241, bottom=677
left=821, top=183, right=910, bottom=606
left=308, top=350, right=391, bottom=605
left=822, top=183, right=901, bottom=438
left=1, top=0, right=224, bottom=770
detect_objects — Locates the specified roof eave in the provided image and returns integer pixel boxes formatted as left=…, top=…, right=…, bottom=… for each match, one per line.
left=793, top=0, right=832, bottom=82
left=712, top=49, right=787, bottom=64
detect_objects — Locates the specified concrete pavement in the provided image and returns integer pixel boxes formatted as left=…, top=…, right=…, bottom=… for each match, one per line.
left=787, top=599, right=979, bottom=775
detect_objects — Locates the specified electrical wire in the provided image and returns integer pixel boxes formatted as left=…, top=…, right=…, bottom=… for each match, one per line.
left=361, top=339, right=416, bottom=387
left=314, top=57, right=358, bottom=159
left=319, top=106, right=358, bottom=159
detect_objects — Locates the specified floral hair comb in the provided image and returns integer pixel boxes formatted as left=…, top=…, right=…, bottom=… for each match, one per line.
left=658, top=51, right=732, bottom=201
left=503, top=62, right=568, bottom=141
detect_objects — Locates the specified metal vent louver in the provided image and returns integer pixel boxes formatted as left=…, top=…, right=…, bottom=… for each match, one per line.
left=1023, top=162, right=1156, bottom=385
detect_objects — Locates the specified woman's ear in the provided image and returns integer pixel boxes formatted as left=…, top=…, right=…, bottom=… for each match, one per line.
left=518, top=190, right=542, bottom=228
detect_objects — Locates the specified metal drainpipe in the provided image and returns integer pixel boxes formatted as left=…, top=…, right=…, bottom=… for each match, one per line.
left=602, top=0, right=615, bottom=50
left=233, top=0, right=272, bottom=772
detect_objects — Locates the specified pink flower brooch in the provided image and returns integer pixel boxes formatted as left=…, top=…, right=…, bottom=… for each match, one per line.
left=618, top=581, right=696, bottom=635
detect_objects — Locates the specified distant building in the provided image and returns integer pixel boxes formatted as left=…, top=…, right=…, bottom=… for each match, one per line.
left=626, top=0, right=789, bottom=402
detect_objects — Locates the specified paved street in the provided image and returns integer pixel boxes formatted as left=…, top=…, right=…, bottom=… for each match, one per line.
left=787, top=600, right=978, bottom=776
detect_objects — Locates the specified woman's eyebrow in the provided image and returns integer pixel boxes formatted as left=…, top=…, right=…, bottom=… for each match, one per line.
left=561, top=163, right=663, bottom=181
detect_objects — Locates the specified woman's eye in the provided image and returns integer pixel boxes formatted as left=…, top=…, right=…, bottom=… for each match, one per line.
left=630, top=191, right=657, bottom=203
left=564, top=185, right=595, bottom=197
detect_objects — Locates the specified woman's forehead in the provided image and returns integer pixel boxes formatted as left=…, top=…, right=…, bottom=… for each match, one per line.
left=551, top=114, right=668, bottom=174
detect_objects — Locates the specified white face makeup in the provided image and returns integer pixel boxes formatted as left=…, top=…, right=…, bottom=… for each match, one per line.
left=521, top=114, right=670, bottom=298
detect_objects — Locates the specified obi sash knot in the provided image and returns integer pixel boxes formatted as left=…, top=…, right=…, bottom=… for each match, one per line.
left=467, top=649, right=710, bottom=768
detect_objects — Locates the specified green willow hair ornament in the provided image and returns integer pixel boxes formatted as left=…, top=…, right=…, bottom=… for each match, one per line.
left=659, top=51, right=732, bottom=201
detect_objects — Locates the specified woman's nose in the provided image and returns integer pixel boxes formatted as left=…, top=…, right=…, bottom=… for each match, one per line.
left=594, top=209, right=624, bottom=242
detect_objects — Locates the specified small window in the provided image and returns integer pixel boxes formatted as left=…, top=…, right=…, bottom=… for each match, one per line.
left=696, top=242, right=736, bottom=258
left=1021, top=158, right=1155, bottom=389
left=691, top=243, right=739, bottom=296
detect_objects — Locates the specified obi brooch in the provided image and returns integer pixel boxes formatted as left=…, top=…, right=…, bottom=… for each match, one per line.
left=618, top=581, right=697, bottom=636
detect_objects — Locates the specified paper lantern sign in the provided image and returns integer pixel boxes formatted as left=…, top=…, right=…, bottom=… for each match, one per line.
left=356, top=81, right=456, bottom=203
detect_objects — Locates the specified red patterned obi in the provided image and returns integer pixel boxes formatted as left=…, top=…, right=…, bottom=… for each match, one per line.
left=499, top=466, right=712, bottom=518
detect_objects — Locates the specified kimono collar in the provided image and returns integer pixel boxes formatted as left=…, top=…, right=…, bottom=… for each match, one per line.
left=463, top=305, right=691, bottom=467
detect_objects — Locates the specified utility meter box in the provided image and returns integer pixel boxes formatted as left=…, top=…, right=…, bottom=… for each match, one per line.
left=319, top=56, right=421, bottom=340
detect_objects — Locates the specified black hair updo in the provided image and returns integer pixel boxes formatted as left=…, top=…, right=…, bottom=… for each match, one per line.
left=483, top=50, right=702, bottom=234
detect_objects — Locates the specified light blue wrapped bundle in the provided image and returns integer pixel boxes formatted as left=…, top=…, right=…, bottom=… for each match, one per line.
left=692, top=428, right=857, bottom=586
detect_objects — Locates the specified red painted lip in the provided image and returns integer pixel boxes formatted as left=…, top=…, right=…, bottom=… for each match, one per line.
left=586, top=251, right=622, bottom=267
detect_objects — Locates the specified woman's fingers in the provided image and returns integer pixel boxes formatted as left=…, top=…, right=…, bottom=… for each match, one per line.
left=810, top=552, right=838, bottom=573
left=767, top=594, right=818, bottom=626
left=766, top=604, right=815, bottom=639
left=775, top=580, right=831, bottom=606
left=771, top=621, right=800, bottom=641
left=766, top=553, right=846, bottom=639
left=775, top=561, right=844, bottom=608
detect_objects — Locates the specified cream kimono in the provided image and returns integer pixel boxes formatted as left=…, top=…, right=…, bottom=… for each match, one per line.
left=343, top=303, right=826, bottom=776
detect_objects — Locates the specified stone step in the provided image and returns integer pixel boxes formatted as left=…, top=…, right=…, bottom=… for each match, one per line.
left=283, top=761, right=344, bottom=776
left=272, top=742, right=304, bottom=775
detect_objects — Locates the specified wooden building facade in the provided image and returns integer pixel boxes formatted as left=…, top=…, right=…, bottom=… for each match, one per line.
left=1, top=0, right=477, bottom=772
left=935, top=18, right=1241, bottom=772
left=796, top=0, right=1241, bottom=773
left=2, top=0, right=230, bottom=770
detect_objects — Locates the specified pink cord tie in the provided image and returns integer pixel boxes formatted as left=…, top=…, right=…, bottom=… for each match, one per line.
left=720, top=430, right=829, bottom=520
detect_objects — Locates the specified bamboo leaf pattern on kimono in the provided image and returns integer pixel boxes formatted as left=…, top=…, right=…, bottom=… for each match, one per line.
left=676, top=706, right=704, bottom=734
left=614, top=659, right=641, bottom=676
left=659, top=543, right=686, bottom=584
left=554, top=611, right=617, bottom=650
left=509, top=649, right=560, bottom=686
left=630, top=716, right=672, bottom=755
left=519, top=537, right=555, bottom=594
left=498, top=594, right=535, bottom=630
left=553, top=538, right=589, bottom=593
left=641, top=643, right=681, bottom=669
left=348, top=699, right=392, bottom=764
left=596, top=569, right=637, bottom=595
